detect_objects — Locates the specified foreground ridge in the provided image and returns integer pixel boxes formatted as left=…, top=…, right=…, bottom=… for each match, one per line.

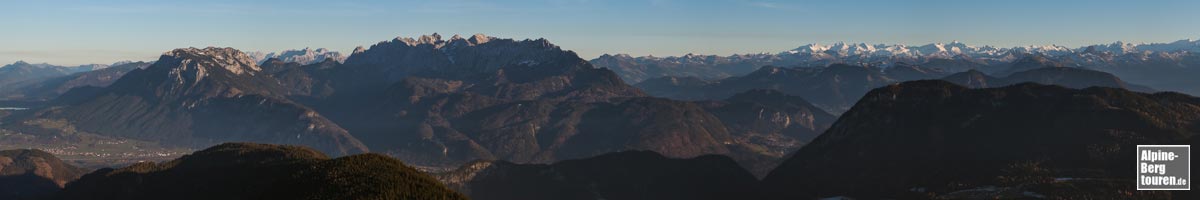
left=57, top=142, right=466, bottom=200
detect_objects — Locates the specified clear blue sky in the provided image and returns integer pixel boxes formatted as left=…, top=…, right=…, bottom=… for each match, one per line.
left=1, top=0, right=1197, bottom=65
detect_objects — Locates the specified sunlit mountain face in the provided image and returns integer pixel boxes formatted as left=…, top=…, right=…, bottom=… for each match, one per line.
left=2, top=1, right=1199, bottom=199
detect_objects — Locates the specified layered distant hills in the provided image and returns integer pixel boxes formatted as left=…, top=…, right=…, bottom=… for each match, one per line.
left=635, top=59, right=1153, bottom=113
left=0, top=61, right=145, bottom=101
left=594, top=39, right=1200, bottom=95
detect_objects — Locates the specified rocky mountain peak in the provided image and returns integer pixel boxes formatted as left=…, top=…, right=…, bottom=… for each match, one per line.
left=344, top=33, right=584, bottom=80
left=391, top=33, right=451, bottom=47
left=161, top=47, right=261, bottom=75
left=469, top=33, right=492, bottom=44
left=381, top=33, right=498, bottom=49
left=418, top=33, right=442, bottom=44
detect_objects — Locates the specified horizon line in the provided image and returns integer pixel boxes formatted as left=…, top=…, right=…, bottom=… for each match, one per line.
left=4, top=36, right=1199, bottom=67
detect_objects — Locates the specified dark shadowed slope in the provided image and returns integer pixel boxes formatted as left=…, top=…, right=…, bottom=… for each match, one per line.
left=437, top=150, right=758, bottom=200
left=992, top=54, right=1066, bottom=77
left=57, top=143, right=466, bottom=200
left=0, top=149, right=88, bottom=200
left=700, top=89, right=837, bottom=175
left=762, top=80, right=1196, bottom=199
left=944, top=66, right=1155, bottom=93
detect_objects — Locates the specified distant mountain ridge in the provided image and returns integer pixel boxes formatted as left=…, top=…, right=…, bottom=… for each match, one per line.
left=636, top=60, right=1156, bottom=114
left=248, top=47, right=347, bottom=65
left=599, top=39, right=1200, bottom=71
left=635, top=64, right=945, bottom=113
left=0, top=62, right=151, bottom=101
left=1, top=62, right=102, bottom=100
left=594, top=39, right=1200, bottom=95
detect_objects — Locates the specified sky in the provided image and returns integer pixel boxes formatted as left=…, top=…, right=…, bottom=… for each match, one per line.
left=1, top=0, right=1198, bottom=65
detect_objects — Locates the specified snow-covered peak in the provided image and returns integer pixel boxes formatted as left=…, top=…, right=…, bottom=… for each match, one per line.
left=110, top=60, right=140, bottom=66
left=785, top=41, right=998, bottom=58
left=375, top=33, right=497, bottom=50
left=1129, top=39, right=1198, bottom=53
left=1078, top=39, right=1200, bottom=54
left=265, top=48, right=346, bottom=65
left=248, top=48, right=348, bottom=65
left=596, top=38, right=1200, bottom=77
left=787, top=43, right=832, bottom=54
left=1010, top=44, right=1074, bottom=55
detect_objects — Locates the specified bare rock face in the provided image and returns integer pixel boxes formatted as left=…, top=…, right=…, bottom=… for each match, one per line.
left=164, top=47, right=262, bottom=76
left=0, top=149, right=88, bottom=200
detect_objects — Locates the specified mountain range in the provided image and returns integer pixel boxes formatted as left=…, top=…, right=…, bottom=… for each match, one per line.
left=0, top=61, right=141, bottom=101
left=278, top=33, right=830, bottom=176
left=0, top=62, right=151, bottom=101
left=635, top=57, right=1157, bottom=114
left=7, top=79, right=1196, bottom=199
left=1, top=34, right=838, bottom=177
left=2, top=34, right=1199, bottom=199
left=593, top=39, right=1200, bottom=96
